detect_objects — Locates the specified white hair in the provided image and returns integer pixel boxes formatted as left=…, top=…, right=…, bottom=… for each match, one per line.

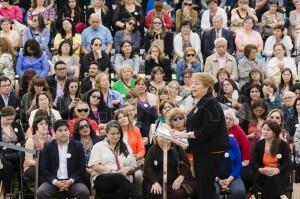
left=214, top=37, right=228, bottom=46
left=224, top=108, right=239, bottom=125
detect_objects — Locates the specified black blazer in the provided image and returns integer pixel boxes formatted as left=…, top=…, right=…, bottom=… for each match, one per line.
left=39, top=139, right=86, bottom=184
left=80, top=78, right=93, bottom=96
left=0, top=95, right=20, bottom=119
left=144, top=32, right=174, bottom=58
left=46, top=75, right=58, bottom=101
left=251, top=139, right=291, bottom=175
left=201, top=28, right=235, bottom=59
left=285, top=115, right=299, bottom=137
left=186, top=94, right=229, bottom=154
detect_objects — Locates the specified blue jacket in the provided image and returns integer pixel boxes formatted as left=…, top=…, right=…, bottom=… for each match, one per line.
left=176, top=60, right=203, bottom=83
left=218, top=135, right=242, bottom=179
left=16, top=51, right=49, bottom=77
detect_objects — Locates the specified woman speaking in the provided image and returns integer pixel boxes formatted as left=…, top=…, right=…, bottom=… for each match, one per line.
left=172, top=72, right=229, bottom=198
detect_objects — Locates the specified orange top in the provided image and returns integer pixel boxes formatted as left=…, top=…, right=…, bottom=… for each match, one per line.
left=263, top=152, right=279, bottom=168
left=127, top=127, right=145, bottom=158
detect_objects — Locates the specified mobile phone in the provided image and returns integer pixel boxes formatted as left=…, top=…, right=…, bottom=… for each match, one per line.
left=74, top=98, right=80, bottom=102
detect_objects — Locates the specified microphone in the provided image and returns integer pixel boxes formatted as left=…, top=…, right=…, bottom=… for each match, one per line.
left=176, top=92, right=192, bottom=106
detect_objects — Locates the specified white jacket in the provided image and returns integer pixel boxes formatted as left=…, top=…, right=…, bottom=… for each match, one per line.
left=173, top=31, right=202, bottom=61
left=201, top=7, right=228, bottom=31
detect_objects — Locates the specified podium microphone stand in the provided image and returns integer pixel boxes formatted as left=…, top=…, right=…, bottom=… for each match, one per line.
left=0, top=141, right=39, bottom=199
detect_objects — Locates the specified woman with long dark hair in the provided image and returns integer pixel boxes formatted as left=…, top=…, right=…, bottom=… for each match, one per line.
left=85, top=89, right=113, bottom=125
left=22, top=14, right=51, bottom=58
left=56, top=77, right=80, bottom=120
left=73, top=118, right=102, bottom=190
left=277, top=68, right=294, bottom=102
left=56, top=0, right=85, bottom=33
left=286, top=97, right=300, bottom=137
left=114, top=17, right=141, bottom=54
left=54, top=18, right=81, bottom=58
left=251, top=120, right=290, bottom=199
left=16, top=39, right=49, bottom=77
left=88, top=120, right=142, bottom=199
left=114, top=40, right=140, bottom=75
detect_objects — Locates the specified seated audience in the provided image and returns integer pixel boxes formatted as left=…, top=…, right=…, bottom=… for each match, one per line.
left=175, top=0, right=198, bottom=32
left=37, top=120, right=90, bottom=199
left=201, top=0, right=227, bottom=31
left=16, top=39, right=49, bottom=77
left=112, top=65, right=136, bottom=98
left=88, top=120, right=142, bottom=199
left=251, top=120, right=291, bottom=199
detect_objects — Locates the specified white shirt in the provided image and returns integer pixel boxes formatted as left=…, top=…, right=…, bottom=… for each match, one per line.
left=57, top=143, right=69, bottom=180
left=1, top=94, right=9, bottom=106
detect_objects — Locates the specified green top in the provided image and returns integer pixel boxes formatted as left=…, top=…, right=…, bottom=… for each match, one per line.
left=112, top=79, right=136, bottom=98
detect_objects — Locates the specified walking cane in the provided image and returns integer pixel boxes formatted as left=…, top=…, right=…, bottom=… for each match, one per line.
left=163, top=144, right=168, bottom=199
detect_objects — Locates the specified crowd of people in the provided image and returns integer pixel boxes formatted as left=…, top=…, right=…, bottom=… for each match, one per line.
left=0, top=0, right=300, bottom=198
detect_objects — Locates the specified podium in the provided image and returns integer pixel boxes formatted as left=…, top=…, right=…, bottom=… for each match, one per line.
left=0, top=141, right=39, bottom=199
left=155, top=126, right=189, bottom=199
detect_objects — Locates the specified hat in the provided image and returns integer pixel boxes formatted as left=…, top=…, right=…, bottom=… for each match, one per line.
left=239, top=0, right=249, bottom=4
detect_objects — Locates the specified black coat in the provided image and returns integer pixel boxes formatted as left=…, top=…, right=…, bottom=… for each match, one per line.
left=85, top=8, right=113, bottom=30
left=56, top=95, right=75, bottom=120
left=80, top=51, right=110, bottom=79
left=0, top=94, right=20, bottom=119
left=285, top=115, right=299, bottom=137
left=187, top=94, right=229, bottom=154
left=144, top=32, right=174, bottom=58
left=144, top=58, right=172, bottom=81
left=39, top=139, right=86, bottom=184
left=80, top=78, right=93, bottom=96
left=201, top=28, right=235, bottom=60
left=46, top=75, right=58, bottom=101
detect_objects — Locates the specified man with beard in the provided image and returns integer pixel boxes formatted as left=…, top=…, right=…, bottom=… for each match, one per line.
left=80, top=61, right=100, bottom=96
left=46, top=61, right=67, bottom=105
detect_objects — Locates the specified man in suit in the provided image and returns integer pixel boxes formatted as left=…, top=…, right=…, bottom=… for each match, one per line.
left=80, top=61, right=100, bottom=96
left=46, top=61, right=67, bottom=104
left=0, top=76, right=20, bottom=112
left=202, top=15, right=235, bottom=61
left=37, top=120, right=89, bottom=199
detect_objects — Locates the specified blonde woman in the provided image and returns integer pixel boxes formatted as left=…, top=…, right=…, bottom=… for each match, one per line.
left=145, top=45, right=172, bottom=80
left=112, top=65, right=136, bottom=98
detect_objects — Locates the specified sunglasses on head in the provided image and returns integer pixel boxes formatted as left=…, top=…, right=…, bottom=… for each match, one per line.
left=77, top=108, right=89, bottom=113
left=172, top=117, right=184, bottom=122
left=79, top=124, right=90, bottom=130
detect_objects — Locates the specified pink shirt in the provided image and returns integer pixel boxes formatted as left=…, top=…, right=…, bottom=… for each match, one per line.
left=235, top=30, right=263, bottom=54
left=0, top=5, right=23, bottom=23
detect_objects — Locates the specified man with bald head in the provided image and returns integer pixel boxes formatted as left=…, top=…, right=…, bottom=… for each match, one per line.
left=201, top=15, right=234, bottom=60
left=81, top=13, right=113, bottom=54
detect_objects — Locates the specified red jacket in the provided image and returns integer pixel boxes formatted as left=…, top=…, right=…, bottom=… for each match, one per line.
left=68, top=118, right=100, bottom=136
left=145, top=9, right=172, bottom=29
left=228, top=125, right=251, bottom=161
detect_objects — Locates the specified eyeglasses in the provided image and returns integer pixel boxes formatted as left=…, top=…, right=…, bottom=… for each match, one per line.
left=56, top=67, right=66, bottom=71
left=128, top=22, right=136, bottom=27
left=183, top=76, right=191, bottom=79
left=250, top=90, right=260, bottom=93
left=79, top=124, right=90, bottom=130
left=77, top=108, right=89, bottom=113
left=153, top=21, right=162, bottom=25
left=184, top=2, right=193, bottom=6
left=93, top=43, right=102, bottom=46
left=172, top=117, right=184, bottom=122
left=186, top=53, right=195, bottom=57
left=91, top=95, right=101, bottom=99
left=0, top=84, right=10, bottom=87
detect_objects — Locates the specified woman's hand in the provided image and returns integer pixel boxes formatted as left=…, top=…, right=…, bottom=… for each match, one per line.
left=112, top=99, right=121, bottom=106
left=242, top=160, right=250, bottom=167
left=170, top=129, right=189, bottom=139
left=118, top=166, right=132, bottom=175
left=172, top=175, right=184, bottom=190
left=151, top=182, right=162, bottom=194
left=247, top=133, right=257, bottom=140
left=231, top=100, right=241, bottom=109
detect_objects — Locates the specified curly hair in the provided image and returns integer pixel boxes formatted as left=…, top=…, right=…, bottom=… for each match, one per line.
left=28, top=75, right=51, bottom=98
left=0, top=37, right=15, bottom=60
